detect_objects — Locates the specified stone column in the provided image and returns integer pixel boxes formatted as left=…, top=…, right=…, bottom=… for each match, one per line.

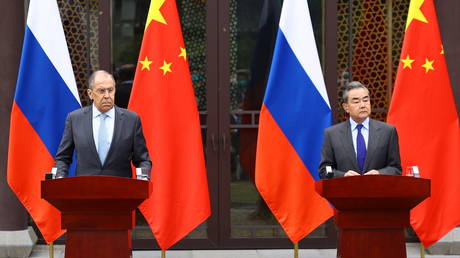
left=0, top=1, right=37, bottom=257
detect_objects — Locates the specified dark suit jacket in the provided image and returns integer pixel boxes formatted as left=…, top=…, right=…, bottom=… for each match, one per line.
left=319, top=118, right=401, bottom=179
left=55, top=105, right=151, bottom=178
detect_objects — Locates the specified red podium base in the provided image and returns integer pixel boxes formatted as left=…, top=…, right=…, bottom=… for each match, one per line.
left=66, top=231, right=130, bottom=258
left=42, top=176, right=150, bottom=258
left=316, top=175, right=430, bottom=258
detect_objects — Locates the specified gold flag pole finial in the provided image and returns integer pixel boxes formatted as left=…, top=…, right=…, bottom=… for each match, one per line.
left=49, top=242, right=54, bottom=258
left=294, top=242, right=299, bottom=258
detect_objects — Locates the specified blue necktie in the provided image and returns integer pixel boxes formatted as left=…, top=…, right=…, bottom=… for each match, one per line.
left=98, top=113, right=109, bottom=165
left=356, top=124, right=366, bottom=173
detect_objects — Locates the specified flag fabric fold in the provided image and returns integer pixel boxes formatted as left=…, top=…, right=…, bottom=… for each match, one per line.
left=128, top=0, right=210, bottom=250
left=387, top=0, right=460, bottom=247
left=7, top=0, right=81, bottom=243
left=255, top=0, right=333, bottom=243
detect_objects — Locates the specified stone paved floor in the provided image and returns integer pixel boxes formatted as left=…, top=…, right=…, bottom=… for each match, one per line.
left=29, top=243, right=459, bottom=258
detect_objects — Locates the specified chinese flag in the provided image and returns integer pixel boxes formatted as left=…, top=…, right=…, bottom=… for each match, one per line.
left=387, top=0, right=460, bottom=247
left=128, top=0, right=210, bottom=250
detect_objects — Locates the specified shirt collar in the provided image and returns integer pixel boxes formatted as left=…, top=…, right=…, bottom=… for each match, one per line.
left=350, top=117, right=369, bottom=130
left=92, top=104, right=115, bottom=119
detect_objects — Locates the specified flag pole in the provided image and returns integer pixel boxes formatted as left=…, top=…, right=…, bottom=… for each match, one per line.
left=294, top=242, right=299, bottom=258
left=161, top=250, right=166, bottom=258
left=420, top=244, right=425, bottom=258
left=49, top=242, right=54, bottom=258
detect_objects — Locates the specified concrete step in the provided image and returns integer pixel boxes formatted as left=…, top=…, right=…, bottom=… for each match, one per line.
left=28, top=243, right=458, bottom=258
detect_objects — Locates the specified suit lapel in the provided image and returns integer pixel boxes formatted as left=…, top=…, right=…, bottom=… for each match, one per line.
left=364, top=119, right=380, bottom=171
left=105, top=106, right=124, bottom=164
left=84, top=106, right=100, bottom=165
left=338, top=121, right=360, bottom=171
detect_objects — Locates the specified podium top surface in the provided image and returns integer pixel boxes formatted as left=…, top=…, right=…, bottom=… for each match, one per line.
left=41, top=176, right=150, bottom=199
left=316, top=175, right=429, bottom=198
left=315, top=175, right=430, bottom=210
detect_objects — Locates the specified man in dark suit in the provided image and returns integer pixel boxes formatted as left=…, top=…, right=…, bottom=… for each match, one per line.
left=55, top=70, right=151, bottom=178
left=319, top=81, right=401, bottom=178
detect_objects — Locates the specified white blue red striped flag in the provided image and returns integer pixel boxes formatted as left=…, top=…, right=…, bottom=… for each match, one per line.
left=255, top=0, right=333, bottom=243
left=7, top=0, right=81, bottom=243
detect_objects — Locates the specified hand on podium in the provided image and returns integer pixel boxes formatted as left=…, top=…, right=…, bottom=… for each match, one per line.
left=344, top=170, right=360, bottom=177
left=364, top=169, right=380, bottom=175
left=344, top=170, right=380, bottom=176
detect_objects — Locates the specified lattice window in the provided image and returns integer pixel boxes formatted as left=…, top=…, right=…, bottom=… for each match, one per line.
left=58, top=0, right=100, bottom=106
left=336, top=0, right=409, bottom=122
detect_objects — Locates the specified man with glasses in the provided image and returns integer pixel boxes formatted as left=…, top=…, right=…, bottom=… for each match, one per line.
left=54, top=70, right=151, bottom=178
left=319, top=81, right=401, bottom=179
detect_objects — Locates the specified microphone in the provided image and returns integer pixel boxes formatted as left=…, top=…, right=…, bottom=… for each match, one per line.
left=326, top=166, right=334, bottom=179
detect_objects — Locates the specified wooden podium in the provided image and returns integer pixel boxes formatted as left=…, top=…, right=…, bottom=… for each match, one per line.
left=41, top=176, right=150, bottom=258
left=316, top=175, right=430, bottom=258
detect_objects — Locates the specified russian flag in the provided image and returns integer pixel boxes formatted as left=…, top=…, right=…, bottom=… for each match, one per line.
left=7, top=0, right=81, bottom=243
left=255, top=0, right=333, bottom=243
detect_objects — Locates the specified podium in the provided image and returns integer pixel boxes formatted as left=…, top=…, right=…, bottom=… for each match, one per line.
left=315, top=175, right=430, bottom=258
left=41, top=176, right=150, bottom=258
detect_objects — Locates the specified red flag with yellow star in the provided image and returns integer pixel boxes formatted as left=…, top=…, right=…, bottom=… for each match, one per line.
left=388, top=0, right=460, bottom=247
left=128, top=0, right=210, bottom=250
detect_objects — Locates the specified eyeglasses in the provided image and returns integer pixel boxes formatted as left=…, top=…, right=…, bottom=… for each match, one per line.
left=93, top=88, right=115, bottom=95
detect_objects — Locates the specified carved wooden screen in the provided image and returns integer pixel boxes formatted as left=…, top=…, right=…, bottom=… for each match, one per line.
left=58, top=0, right=100, bottom=106
left=336, top=0, right=409, bottom=122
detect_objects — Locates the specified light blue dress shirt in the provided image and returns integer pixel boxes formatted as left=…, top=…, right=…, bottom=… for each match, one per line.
left=92, top=105, right=115, bottom=153
left=350, top=117, right=369, bottom=156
